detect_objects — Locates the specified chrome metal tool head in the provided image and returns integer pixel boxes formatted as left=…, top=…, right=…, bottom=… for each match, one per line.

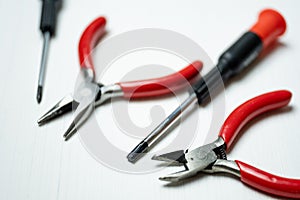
left=37, top=94, right=79, bottom=125
left=152, top=137, right=227, bottom=182
left=63, top=81, right=100, bottom=141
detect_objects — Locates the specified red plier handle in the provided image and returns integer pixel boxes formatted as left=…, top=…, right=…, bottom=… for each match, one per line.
left=219, top=90, right=300, bottom=199
left=78, top=17, right=106, bottom=73
left=78, top=17, right=203, bottom=99
left=117, top=61, right=202, bottom=98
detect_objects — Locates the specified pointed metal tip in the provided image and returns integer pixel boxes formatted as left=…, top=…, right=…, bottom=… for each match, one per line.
left=158, top=176, right=178, bottom=182
left=37, top=86, right=43, bottom=103
left=63, top=132, right=71, bottom=141
left=63, top=121, right=76, bottom=141
left=37, top=116, right=49, bottom=126
left=64, top=132, right=74, bottom=141
left=158, top=169, right=192, bottom=182
left=151, top=150, right=186, bottom=164
left=159, top=177, right=168, bottom=181
left=152, top=154, right=184, bottom=167
left=37, top=118, right=43, bottom=126
left=37, top=95, right=77, bottom=126
left=151, top=154, right=160, bottom=160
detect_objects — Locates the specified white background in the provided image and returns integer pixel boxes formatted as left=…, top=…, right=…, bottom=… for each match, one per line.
left=1, top=0, right=300, bottom=199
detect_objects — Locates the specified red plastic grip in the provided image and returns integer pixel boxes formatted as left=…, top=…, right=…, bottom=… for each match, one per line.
left=250, top=9, right=286, bottom=48
left=118, top=61, right=203, bottom=99
left=219, top=90, right=292, bottom=149
left=78, top=17, right=106, bottom=73
left=236, top=160, right=300, bottom=199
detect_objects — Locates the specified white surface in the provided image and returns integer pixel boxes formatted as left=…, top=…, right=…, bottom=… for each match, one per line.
left=1, top=0, right=300, bottom=199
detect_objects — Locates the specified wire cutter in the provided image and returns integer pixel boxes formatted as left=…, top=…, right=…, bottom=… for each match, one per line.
left=152, top=90, right=300, bottom=199
left=37, top=16, right=203, bottom=141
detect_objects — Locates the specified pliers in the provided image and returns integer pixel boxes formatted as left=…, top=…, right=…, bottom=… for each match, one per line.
left=152, top=90, right=300, bottom=199
left=37, top=16, right=203, bottom=141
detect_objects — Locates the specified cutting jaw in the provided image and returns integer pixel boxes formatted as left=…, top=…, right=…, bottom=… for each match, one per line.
left=152, top=137, right=240, bottom=182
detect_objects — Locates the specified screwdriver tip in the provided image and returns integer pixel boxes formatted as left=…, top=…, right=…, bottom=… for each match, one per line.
left=127, top=141, right=149, bottom=163
left=37, top=86, right=43, bottom=103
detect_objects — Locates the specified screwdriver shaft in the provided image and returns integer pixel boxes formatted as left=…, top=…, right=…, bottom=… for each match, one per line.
left=37, top=32, right=51, bottom=103
left=145, top=93, right=197, bottom=146
left=127, top=93, right=197, bottom=163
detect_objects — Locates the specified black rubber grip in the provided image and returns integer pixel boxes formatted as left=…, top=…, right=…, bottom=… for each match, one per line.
left=193, top=31, right=263, bottom=104
left=40, top=0, right=61, bottom=35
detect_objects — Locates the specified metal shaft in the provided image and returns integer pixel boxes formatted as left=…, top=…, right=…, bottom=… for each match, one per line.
left=145, top=93, right=197, bottom=146
left=127, top=93, right=197, bottom=163
left=37, top=31, right=51, bottom=103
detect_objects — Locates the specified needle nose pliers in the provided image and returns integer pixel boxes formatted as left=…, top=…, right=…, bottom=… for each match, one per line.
left=37, top=16, right=203, bottom=141
left=152, top=90, right=300, bottom=199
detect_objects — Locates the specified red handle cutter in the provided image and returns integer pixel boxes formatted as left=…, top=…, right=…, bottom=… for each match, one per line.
left=153, top=90, right=300, bottom=199
left=37, top=17, right=203, bottom=140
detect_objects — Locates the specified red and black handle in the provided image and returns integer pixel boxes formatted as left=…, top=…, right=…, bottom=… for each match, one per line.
left=218, top=90, right=300, bottom=199
left=192, top=9, right=287, bottom=105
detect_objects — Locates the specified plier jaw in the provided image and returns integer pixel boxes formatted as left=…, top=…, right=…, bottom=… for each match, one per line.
left=153, top=137, right=226, bottom=182
left=37, top=94, right=77, bottom=126
left=63, top=82, right=126, bottom=140
left=37, top=82, right=123, bottom=141
left=36, top=83, right=122, bottom=126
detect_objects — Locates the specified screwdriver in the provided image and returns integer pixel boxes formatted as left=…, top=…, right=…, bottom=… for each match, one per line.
left=127, top=9, right=287, bottom=163
left=37, top=0, right=62, bottom=103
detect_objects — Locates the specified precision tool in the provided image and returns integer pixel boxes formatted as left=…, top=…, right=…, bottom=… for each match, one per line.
left=37, top=0, right=62, bottom=103
left=37, top=17, right=204, bottom=140
left=152, top=90, right=300, bottom=199
left=127, top=9, right=287, bottom=163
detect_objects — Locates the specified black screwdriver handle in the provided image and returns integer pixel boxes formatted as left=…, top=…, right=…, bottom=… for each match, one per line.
left=192, top=9, right=286, bottom=104
left=193, top=32, right=262, bottom=104
left=40, top=0, right=62, bottom=36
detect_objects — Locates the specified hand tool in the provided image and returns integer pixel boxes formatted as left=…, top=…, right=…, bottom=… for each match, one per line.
left=37, top=17, right=204, bottom=140
left=152, top=90, right=300, bottom=199
left=37, top=0, right=62, bottom=103
left=127, top=9, right=287, bottom=163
